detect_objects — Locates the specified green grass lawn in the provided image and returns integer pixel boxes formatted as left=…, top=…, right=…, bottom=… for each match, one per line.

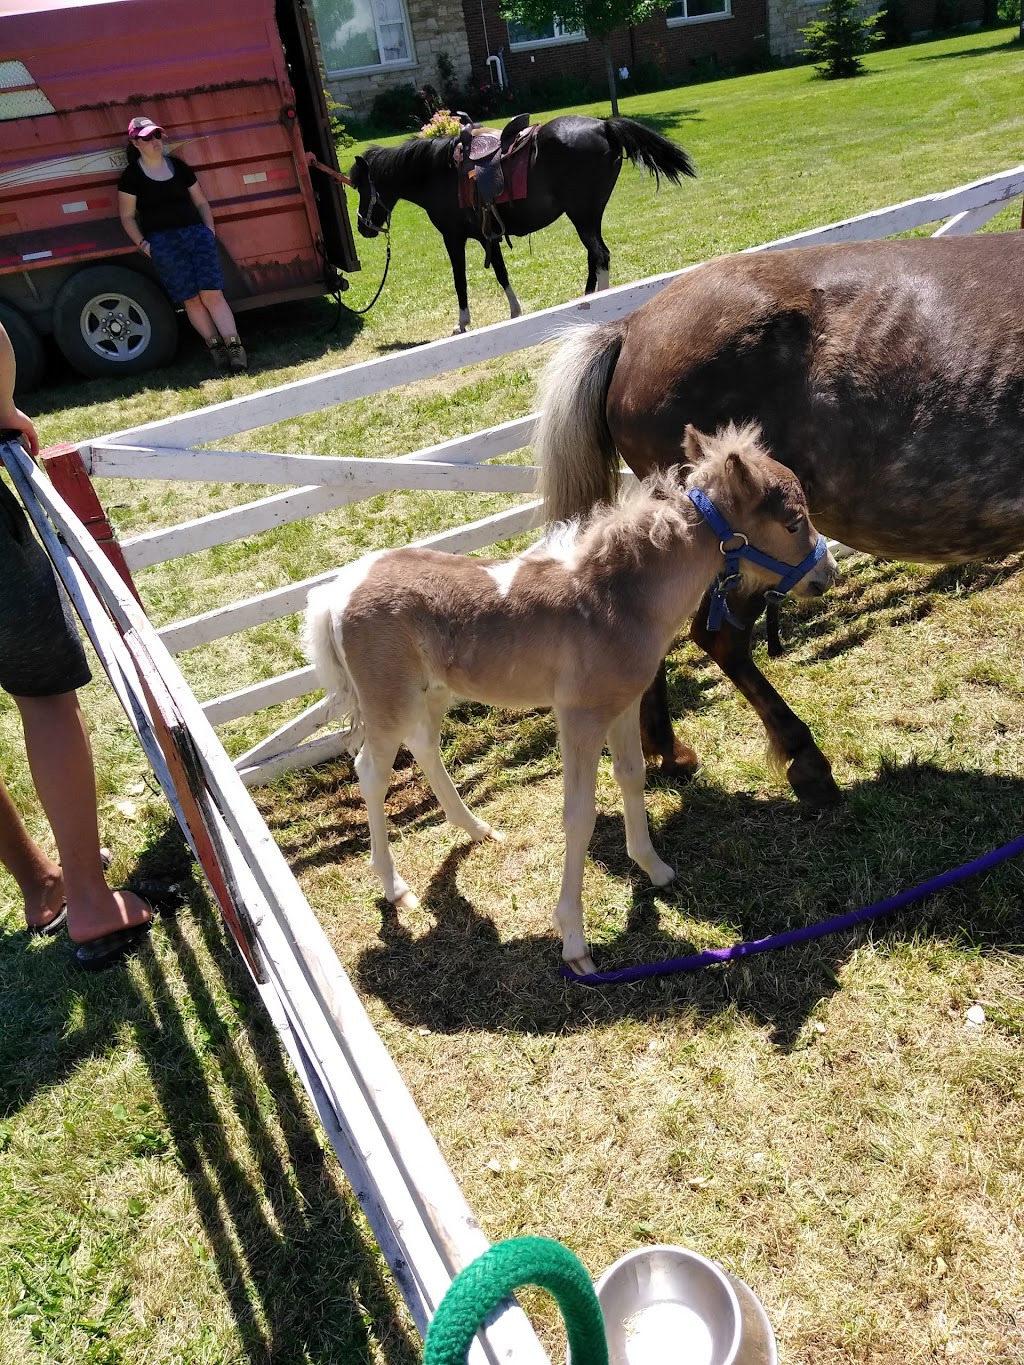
left=2, top=26, right=1024, bottom=1365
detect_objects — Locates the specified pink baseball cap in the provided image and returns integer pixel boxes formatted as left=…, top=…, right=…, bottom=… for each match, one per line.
left=127, top=116, right=164, bottom=139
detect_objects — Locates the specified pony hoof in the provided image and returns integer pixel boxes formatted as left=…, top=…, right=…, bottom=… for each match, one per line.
left=652, top=750, right=701, bottom=783
left=788, top=763, right=842, bottom=810
left=649, top=860, right=675, bottom=887
left=564, top=952, right=598, bottom=978
left=485, top=826, right=506, bottom=843
left=451, top=324, right=467, bottom=336
left=393, top=889, right=420, bottom=911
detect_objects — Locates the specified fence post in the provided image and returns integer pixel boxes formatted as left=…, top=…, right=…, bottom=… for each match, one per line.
left=40, top=443, right=142, bottom=604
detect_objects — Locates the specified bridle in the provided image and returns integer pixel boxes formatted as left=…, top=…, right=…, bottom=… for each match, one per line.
left=356, top=172, right=392, bottom=237
left=687, top=486, right=828, bottom=632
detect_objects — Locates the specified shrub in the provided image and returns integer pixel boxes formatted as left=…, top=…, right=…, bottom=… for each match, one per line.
left=800, top=0, right=883, bottom=77
left=324, top=88, right=355, bottom=149
left=419, top=108, right=463, bottom=138
left=369, top=83, right=423, bottom=132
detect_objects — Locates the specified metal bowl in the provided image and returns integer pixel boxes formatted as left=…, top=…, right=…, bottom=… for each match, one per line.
left=581, top=1244, right=777, bottom=1365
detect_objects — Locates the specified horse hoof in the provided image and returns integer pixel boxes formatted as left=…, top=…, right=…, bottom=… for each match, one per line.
left=564, top=952, right=598, bottom=978
left=788, top=761, right=842, bottom=810
left=648, top=860, right=675, bottom=887
left=485, top=826, right=506, bottom=843
left=653, top=755, right=701, bottom=783
left=393, top=889, right=421, bottom=911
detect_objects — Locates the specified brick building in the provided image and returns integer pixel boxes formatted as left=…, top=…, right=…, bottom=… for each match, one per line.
left=315, top=0, right=985, bottom=116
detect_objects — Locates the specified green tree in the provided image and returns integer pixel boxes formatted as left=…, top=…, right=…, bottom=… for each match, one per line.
left=799, top=0, right=883, bottom=77
left=498, top=0, right=669, bottom=114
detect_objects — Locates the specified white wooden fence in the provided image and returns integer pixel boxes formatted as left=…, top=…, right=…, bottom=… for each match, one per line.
left=77, top=161, right=1024, bottom=790
left=20, top=162, right=1018, bottom=1360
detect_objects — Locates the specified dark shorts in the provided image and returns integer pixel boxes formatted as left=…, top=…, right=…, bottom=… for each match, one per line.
left=0, top=477, right=90, bottom=697
left=149, top=223, right=224, bottom=304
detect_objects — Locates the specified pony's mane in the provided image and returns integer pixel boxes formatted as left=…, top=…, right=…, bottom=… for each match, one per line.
left=537, top=468, right=693, bottom=569
left=364, top=136, right=455, bottom=188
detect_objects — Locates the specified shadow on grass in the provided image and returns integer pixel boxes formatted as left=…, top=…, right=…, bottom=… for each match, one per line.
left=23, top=296, right=365, bottom=421
left=0, top=818, right=416, bottom=1365
left=350, top=762, right=1024, bottom=1050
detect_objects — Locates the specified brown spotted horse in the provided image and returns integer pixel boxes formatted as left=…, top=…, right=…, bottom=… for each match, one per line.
left=350, top=115, right=695, bottom=335
left=535, top=232, right=1024, bottom=810
left=304, top=424, right=835, bottom=975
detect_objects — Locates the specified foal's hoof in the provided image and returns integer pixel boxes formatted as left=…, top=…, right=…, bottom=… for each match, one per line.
left=393, top=888, right=421, bottom=911
left=648, top=859, right=675, bottom=887
left=652, top=747, right=701, bottom=783
left=482, top=825, right=505, bottom=843
left=564, top=952, right=598, bottom=978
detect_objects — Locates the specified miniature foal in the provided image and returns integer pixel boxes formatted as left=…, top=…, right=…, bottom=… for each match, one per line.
left=304, top=423, right=836, bottom=975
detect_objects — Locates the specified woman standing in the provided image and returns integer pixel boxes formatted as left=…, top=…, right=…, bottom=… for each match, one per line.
left=118, top=116, right=247, bottom=373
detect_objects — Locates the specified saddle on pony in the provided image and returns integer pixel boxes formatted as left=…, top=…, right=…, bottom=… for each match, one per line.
left=453, top=111, right=539, bottom=254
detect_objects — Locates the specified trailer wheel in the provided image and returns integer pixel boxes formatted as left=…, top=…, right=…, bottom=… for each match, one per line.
left=0, top=301, right=46, bottom=395
left=53, top=266, right=178, bottom=378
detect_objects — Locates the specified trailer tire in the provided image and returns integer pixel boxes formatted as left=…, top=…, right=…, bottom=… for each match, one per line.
left=0, top=301, right=46, bottom=395
left=53, top=266, right=178, bottom=379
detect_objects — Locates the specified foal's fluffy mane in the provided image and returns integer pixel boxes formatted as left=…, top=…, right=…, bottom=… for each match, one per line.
left=572, top=468, right=694, bottom=566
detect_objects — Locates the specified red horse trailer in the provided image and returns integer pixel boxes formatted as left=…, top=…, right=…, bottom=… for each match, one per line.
left=0, top=0, right=360, bottom=389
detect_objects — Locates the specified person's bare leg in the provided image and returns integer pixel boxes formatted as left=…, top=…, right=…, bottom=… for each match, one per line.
left=15, top=691, right=150, bottom=943
left=199, top=290, right=239, bottom=341
left=0, top=772, right=64, bottom=929
left=183, top=295, right=219, bottom=342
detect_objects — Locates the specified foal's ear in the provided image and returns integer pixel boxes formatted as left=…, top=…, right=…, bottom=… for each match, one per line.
left=682, top=424, right=709, bottom=467
left=724, top=449, right=755, bottom=492
left=352, top=155, right=367, bottom=180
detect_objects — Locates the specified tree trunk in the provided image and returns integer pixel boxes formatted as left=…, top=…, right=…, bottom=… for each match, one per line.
left=601, top=39, right=620, bottom=117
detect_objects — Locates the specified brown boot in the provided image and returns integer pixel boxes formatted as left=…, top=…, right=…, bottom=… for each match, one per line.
left=223, top=335, right=248, bottom=373
left=206, top=335, right=230, bottom=372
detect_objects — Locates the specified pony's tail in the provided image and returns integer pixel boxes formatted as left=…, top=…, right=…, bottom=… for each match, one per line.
left=534, top=322, right=626, bottom=523
left=604, top=117, right=697, bottom=187
left=303, top=580, right=365, bottom=756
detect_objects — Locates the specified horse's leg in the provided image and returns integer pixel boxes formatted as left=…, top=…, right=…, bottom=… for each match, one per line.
left=354, top=732, right=419, bottom=909
left=442, top=231, right=472, bottom=334
left=552, top=707, right=606, bottom=975
left=689, top=595, right=841, bottom=809
left=486, top=240, right=522, bottom=320
left=606, top=701, right=674, bottom=886
left=639, top=662, right=702, bottom=778
left=405, top=686, right=505, bottom=843
left=566, top=215, right=611, bottom=295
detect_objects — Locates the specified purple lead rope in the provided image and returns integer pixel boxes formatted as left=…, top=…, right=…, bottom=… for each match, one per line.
left=562, top=832, right=1024, bottom=985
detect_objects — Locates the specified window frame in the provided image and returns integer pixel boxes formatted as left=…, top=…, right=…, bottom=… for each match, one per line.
left=665, top=0, right=731, bottom=24
left=319, top=0, right=417, bottom=78
left=505, top=15, right=587, bottom=49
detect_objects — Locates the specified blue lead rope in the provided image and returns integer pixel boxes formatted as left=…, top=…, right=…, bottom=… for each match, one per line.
left=687, top=486, right=828, bottom=631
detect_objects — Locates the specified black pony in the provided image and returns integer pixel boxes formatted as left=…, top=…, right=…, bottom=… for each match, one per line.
left=350, top=115, right=695, bottom=334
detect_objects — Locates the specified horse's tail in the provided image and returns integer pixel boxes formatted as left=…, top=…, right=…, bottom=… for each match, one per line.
left=534, top=322, right=626, bottom=523
left=303, top=576, right=367, bottom=755
left=604, top=117, right=696, bottom=187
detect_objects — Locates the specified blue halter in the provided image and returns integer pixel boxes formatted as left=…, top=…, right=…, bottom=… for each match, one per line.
left=687, top=486, right=828, bottom=632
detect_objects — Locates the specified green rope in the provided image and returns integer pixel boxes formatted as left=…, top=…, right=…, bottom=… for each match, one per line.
left=424, top=1235, right=609, bottom=1365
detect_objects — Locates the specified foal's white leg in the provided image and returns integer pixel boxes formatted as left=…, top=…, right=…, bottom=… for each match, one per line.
left=452, top=306, right=471, bottom=335
left=354, top=735, right=419, bottom=910
left=606, top=702, right=675, bottom=887
left=596, top=268, right=610, bottom=291
left=553, top=709, right=606, bottom=976
left=406, top=688, right=504, bottom=843
left=504, top=285, right=522, bottom=319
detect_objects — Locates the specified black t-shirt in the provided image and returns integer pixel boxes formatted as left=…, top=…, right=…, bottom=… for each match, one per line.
left=118, top=155, right=201, bottom=233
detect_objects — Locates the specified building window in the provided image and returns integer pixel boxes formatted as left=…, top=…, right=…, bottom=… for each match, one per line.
left=506, top=16, right=586, bottom=46
left=666, top=0, right=730, bottom=20
left=315, top=0, right=414, bottom=73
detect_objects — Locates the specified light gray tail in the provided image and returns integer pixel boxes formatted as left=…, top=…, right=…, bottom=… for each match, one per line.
left=534, top=322, right=626, bottom=523
left=303, top=579, right=365, bottom=755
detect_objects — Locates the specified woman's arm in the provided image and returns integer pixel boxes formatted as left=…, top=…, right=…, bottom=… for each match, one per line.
left=188, top=183, right=215, bottom=234
left=118, top=190, right=150, bottom=255
left=0, top=323, right=40, bottom=458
